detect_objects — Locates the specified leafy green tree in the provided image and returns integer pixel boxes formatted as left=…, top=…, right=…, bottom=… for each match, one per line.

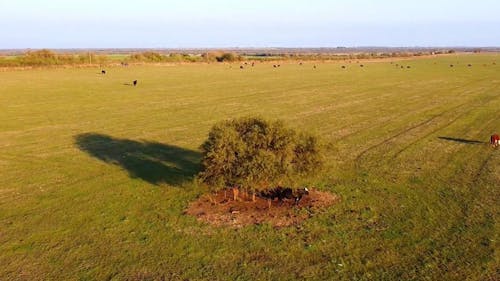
left=198, top=117, right=323, bottom=200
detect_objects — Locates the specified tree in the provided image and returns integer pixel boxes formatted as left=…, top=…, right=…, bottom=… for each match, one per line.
left=198, top=117, right=323, bottom=200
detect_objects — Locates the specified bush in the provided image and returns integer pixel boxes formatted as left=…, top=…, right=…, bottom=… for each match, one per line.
left=216, top=53, right=240, bottom=62
left=198, top=117, right=324, bottom=195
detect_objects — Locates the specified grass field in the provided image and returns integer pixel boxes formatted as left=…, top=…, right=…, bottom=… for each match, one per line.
left=0, top=55, right=499, bottom=280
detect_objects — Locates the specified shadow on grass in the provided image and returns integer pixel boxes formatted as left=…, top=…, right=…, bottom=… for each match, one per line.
left=438, top=136, right=485, bottom=145
left=75, top=133, right=201, bottom=186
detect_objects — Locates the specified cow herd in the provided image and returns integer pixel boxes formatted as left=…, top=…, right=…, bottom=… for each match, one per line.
left=98, top=62, right=497, bottom=149
left=100, top=69, right=137, bottom=86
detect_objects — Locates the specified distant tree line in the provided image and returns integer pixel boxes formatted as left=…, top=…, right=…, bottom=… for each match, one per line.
left=0, top=49, right=108, bottom=67
left=0, top=49, right=459, bottom=67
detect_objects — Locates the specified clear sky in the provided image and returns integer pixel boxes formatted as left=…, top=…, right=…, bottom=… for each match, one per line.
left=0, top=0, right=499, bottom=48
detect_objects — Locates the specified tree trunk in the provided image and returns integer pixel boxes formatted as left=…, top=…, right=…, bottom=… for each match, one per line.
left=232, top=187, right=239, bottom=201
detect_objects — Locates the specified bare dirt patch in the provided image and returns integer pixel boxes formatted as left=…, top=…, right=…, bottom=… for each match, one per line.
left=185, top=189, right=339, bottom=228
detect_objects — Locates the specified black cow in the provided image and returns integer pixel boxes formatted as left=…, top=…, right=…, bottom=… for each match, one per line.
left=101, top=70, right=106, bottom=74
left=261, top=187, right=310, bottom=205
left=133, top=80, right=137, bottom=86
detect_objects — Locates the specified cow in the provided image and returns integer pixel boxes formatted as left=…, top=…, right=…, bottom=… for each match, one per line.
left=341, top=65, right=346, bottom=69
left=101, top=70, right=106, bottom=74
left=491, top=134, right=500, bottom=147
left=261, top=187, right=310, bottom=205
left=240, top=65, right=244, bottom=69
left=133, top=80, right=137, bottom=86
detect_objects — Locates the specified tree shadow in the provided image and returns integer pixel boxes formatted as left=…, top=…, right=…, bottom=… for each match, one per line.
left=75, top=133, right=201, bottom=186
left=438, top=136, right=485, bottom=145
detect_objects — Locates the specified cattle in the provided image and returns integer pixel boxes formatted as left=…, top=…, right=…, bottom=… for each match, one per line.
left=313, top=65, right=317, bottom=69
left=133, top=80, right=137, bottom=86
left=261, top=187, right=310, bottom=205
left=299, top=62, right=303, bottom=66
left=251, top=62, right=255, bottom=67
left=491, top=134, right=500, bottom=147
left=360, top=64, right=364, bottom=67
left=273, top=65, right=277, bottom=68
left=450, top=64, right=454, bottom=67
left=468, top=64, right=472, bottom=67
left=341, top=65, right=346, bottom=69
left=407, top=66, right=411, bottom=69
left=401, top=66, right=404, bottom=69
left=240, top=65, right=244, bottom=69
left=101, top=70, right=106, bottom=74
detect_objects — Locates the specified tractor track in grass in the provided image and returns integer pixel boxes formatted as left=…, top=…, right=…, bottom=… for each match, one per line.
left=350, top=78, right=491, bottom=161
left=354, top=82, right=498, bottom=169
left=390, top=92, right=500, bottom=160
left=471, top=151, right=496, bottom=185
left=354, top=102, right=468, bottom=168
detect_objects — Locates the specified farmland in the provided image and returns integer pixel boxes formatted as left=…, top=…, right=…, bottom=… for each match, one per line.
left=0, top=54, right=498, bottom=280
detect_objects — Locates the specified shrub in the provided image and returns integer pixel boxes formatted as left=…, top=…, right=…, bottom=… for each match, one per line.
left=216, top=53, right=240, bottom=62
left=198, top=117, right=324, bottom=196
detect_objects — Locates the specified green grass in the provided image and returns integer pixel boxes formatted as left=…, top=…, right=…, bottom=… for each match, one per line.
left=0, top=54, right=499, bottom=280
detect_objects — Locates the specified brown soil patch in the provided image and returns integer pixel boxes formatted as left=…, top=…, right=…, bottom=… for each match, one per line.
left=185, top=189, right=339, bottom=228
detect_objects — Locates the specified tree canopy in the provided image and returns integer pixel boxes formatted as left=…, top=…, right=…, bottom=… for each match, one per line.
left=198, top=117, right=323, bottom=193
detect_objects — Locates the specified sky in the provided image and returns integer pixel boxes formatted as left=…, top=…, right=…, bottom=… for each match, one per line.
left=0, top=0, right=499, bottom=48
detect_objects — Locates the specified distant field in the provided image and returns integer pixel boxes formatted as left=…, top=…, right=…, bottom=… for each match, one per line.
left=0, top=55, right=498, bottom=280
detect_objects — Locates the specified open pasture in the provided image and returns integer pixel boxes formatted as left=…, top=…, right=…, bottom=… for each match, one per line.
left=0, top=55, right=499, bottom=280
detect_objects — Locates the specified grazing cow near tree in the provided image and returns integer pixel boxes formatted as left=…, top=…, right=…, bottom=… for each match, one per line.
left=491, top=134, right=500, bottom=147
left=262, top=187, right=310, bottom=205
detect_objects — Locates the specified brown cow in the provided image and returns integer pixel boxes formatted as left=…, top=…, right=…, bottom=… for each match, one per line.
left=491, top=134, right=500, bottom=147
